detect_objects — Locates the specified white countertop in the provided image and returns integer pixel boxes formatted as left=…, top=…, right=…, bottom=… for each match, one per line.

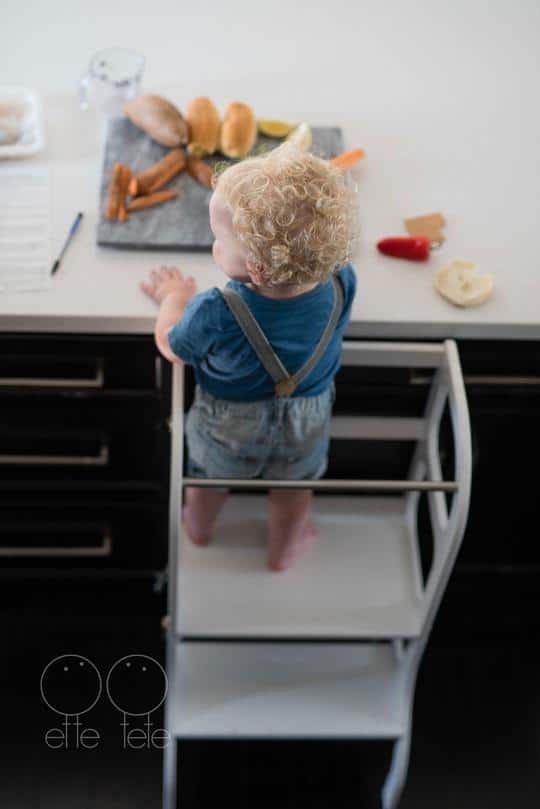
left=2, top=0, right=539, bottom=339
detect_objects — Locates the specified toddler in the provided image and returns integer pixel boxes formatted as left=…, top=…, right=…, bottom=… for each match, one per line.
left=141, top=143, right=358, bottom=571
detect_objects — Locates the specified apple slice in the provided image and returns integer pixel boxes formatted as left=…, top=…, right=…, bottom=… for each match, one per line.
left=435, top=261, right=494, bottom=308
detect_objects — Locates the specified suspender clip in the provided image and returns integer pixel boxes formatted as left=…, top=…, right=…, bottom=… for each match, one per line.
left=274, top=377, right=298, bottom=398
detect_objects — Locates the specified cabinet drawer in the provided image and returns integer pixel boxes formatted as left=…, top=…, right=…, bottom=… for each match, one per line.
left=408, top=340, right=540, bottom=390
left=457, top=339, right=540, bottom=380
left=0, top=496, right=166, bottom=569
left=0, top=396, right=168, bottom=483
left=0, top=334, right=163, bottom=392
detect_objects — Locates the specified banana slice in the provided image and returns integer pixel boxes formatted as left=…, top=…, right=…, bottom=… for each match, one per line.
left=435, top=261, right=494, bottom=308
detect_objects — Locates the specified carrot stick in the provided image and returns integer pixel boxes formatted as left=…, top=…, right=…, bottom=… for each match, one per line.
left=147, top=160, right=186, bottom=193
left=131, top=149, right=186, bottom=196
left=186, top=157, right=214, bottom=189
left=105, top=163, right=124, bottom=219
left=330, top=148, right=366, bottom=169
left=117, top=165, right=133, bottom=222
left=126, top=190, right=177, bottom=212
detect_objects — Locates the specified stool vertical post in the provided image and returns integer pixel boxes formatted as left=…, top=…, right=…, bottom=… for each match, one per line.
left=383, top=340, right=472, bottom=808
left=163, top=362, right=185, bottom=809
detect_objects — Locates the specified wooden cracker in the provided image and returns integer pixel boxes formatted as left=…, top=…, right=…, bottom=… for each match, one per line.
left=405, top=212, right=446, bottom=242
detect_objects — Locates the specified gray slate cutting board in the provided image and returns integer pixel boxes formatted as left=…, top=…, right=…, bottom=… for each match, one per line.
left=97, top=118, right=345, bottom=250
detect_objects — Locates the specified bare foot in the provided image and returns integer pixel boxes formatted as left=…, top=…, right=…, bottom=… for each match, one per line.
left=267, top=489, right=318, bottom=572
left=182, top=487, right=229, bottom=547
left=268, top=520, right=318, bottom=572
left=182, top=504, right=211, bottom=546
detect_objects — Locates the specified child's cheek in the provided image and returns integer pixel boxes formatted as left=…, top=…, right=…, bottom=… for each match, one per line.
left=212, top=239, right=247, bottom=280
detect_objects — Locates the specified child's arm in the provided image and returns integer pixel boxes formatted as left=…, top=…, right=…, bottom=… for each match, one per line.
left=140, top=266, right=197, bottom=363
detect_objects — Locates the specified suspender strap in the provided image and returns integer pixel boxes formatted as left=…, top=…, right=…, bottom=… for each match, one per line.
left=289, top=274, right=343, bottom=393
left=220, top=289, right=290, bottom=385
left=220, top=273, right=344, bottom=398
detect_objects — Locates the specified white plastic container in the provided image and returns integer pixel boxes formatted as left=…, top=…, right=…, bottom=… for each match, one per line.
left=0, top=86, right=45, bottom=158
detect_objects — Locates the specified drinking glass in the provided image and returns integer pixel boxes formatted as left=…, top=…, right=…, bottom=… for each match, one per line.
left=78, top=48, right=145, bottom=118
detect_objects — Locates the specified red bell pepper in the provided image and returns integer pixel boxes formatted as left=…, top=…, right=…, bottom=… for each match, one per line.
left=377, top=235, right=431, bottom=261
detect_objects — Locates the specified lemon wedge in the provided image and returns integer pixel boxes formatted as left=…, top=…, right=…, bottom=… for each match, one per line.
left=257, top=119, right=294, bottom=138
left=286, top=122, right=312, bottom=151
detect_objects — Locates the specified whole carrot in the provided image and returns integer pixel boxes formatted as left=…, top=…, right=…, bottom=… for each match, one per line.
left=126, top=189, right=177, bottom=212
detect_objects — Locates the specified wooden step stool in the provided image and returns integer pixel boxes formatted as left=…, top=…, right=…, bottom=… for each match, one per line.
left=162, top=339, right=472, bottom=809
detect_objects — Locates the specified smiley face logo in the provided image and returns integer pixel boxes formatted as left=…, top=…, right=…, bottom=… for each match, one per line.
left=105, top=655, right=167, bottom=717
left=40, top=655, right=102, bottom=716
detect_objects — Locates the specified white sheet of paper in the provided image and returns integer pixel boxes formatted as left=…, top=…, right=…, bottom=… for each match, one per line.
left=0, top=166, right=52, bottom=291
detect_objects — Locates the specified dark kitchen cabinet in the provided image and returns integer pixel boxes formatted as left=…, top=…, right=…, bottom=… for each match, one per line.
left=0, top=333, right=172, bottom=574
left=454, top=340, right=540, bottom=568
left=328, top=339, right=540, bottom=572
left=2, top=332, right=537, bottom=578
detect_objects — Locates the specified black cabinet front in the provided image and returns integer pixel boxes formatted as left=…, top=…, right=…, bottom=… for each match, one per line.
left=2, top=333, right=537, bottom=575
left=0, top=396, right=166, bottom=484
left=328, top=339, right=540, bottom=571
left=0, top=493, right=166, bottom=570
left=0, top=333, right=171, bottom=574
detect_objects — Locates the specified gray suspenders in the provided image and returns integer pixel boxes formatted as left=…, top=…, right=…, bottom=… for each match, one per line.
left=220, top=273, right=344, bottom=398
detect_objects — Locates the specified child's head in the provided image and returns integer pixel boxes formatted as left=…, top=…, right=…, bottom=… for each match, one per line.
left=209, top=143, right=358, bottom=287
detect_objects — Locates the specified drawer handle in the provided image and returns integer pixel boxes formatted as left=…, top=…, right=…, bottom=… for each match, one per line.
left=0, top=524, right=112, bottom=557
left=0, top=441, right=109, bottom=467
left=155, top=356, right=163, bottom=391
left=0, top=358, right=104, bottom=389
left=409, top=371, right=540, bottom=387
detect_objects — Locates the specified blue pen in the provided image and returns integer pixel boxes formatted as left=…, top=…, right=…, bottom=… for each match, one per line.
left=51, top=212, right=84, bottom=275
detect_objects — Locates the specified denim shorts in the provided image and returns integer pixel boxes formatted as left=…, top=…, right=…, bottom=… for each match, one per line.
left=185, top=384, right=335, bottom=481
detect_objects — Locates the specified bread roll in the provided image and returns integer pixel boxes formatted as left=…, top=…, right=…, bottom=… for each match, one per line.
left=435, top=261, right=494, bottom=308
left=186, top=96, right=221, bottom=156
left=124, top=95, right=189, bottom=147
left=220, top=101, right=257, bottom=159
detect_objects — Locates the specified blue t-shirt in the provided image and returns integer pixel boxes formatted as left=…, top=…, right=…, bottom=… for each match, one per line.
left=167, top=263, right=357, bottom=401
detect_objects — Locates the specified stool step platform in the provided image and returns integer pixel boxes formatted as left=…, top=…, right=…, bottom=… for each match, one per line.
left=170, top=641, right=407, bottom=739
left=177, top=494, right=424, bottom=639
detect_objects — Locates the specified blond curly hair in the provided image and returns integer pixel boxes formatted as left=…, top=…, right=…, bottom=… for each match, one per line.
left=213, top=142, right=358, bottom=285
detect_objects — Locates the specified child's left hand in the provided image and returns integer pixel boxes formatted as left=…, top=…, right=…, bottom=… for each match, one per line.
left=140, top=266, right=197, bottom=305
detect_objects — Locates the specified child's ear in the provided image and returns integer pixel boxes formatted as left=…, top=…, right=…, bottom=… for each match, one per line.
left=246, top=260, right=265, bottom=286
